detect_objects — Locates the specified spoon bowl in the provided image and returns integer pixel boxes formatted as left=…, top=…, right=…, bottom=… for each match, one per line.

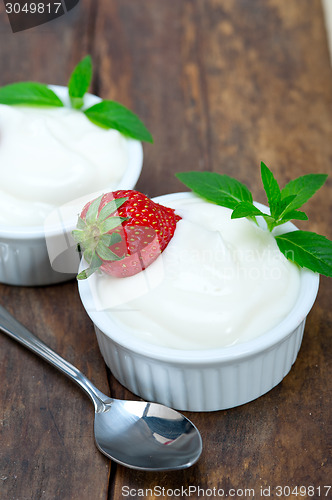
left=94, top=399, right=201, bottom=470
left=0, top=305, right=202, bottom=471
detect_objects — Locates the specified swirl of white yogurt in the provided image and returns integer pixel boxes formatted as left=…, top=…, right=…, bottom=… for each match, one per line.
left=0, top=104, right=129, bottom=226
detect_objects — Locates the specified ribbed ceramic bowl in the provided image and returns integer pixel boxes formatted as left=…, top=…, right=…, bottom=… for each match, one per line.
left=78, top=193, right=320, bottom=412
left=0, top=86, right=143, bottom=286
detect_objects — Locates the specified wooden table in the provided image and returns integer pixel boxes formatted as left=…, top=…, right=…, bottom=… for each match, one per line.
left=1, top=1, right=331, bottom=499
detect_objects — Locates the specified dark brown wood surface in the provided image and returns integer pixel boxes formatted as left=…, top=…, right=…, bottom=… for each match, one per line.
left=0, top=1, right=331, bottom=499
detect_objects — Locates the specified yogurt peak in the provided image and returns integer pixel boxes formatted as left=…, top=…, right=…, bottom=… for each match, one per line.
left=0, top=104, right=129, bottom=226
left=93, top=196, right=301, bottom=350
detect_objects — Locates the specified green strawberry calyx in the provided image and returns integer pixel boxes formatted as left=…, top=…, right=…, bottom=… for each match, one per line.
left=72, top=194, right=128, bottom=279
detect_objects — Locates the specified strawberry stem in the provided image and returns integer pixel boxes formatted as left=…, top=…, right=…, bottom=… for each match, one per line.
left=72, top=196, right=129, bottom=279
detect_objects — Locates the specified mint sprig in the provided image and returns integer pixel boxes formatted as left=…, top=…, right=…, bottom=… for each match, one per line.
left=176, top=163, right=332, bottom=277
left=0, top=55, right=153, bottom=143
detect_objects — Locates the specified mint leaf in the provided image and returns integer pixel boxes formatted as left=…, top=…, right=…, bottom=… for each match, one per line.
left=84, top=100, right=153, bottom=143
left=231, top=201, right=274, bottom=227
left=274, top=194, right=297, bottom=219
left=261, top=162, right=281, bottom=218
left=68, top=55, right=92, bottom=110
left=231, top=201, right=265, bottom=219
left=231, top=201, right=277, bottom=228
left=0, top=82, right=64, bottom=107
left=280, top=174, right=328, bottom=212
left=275, top=231, right=332, bottom=277
left=175, top=171, right=253, bottom=209
left=275, top=209, right=308, bottom=224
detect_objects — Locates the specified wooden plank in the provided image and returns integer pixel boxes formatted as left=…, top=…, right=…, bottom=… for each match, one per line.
left=0, top=283, right=111, bottom=500
left=0, top=1, right=93, bottom=84
left=91, top=0, right=213, bottom=197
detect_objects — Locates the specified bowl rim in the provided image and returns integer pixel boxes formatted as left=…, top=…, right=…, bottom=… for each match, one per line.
left=78, top=191, right=320, bottom=365
left=0, top=85, right=143, bottom=239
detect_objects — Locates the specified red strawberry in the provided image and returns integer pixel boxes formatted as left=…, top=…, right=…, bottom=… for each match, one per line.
left=73, top=190, right=181, bottom=279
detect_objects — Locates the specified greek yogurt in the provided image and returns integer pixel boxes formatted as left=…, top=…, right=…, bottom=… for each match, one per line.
left=0, top=104, right=129, bottom=227
left=93, top=195, right=301, bottom=350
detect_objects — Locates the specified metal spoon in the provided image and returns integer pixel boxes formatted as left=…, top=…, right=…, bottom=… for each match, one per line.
left=0, top=305, right=202, bottom=471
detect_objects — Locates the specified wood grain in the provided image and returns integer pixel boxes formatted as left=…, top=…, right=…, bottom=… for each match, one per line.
left=0, top=0, right=331, bottom=499
left=0, top=283, right=111, bottom=500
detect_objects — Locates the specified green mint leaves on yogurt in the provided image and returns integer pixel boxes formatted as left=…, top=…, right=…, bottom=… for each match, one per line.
left=176, top=163, right=332, bottom=277
left=0, top=55, right=153, bottom=143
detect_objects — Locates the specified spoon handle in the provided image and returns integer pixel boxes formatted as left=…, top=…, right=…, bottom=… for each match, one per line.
left=0, top=304, right=108, bottom=411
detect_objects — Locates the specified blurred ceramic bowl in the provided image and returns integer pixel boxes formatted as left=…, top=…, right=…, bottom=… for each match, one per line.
left=0, top=86, right=143, bottom=286
left=78, top=193, right=320, bottom=412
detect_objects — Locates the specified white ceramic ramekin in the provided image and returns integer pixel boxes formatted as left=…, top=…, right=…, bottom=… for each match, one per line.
left=0, top=86, right=143, bottom=286
left=78, top=193, right=320, bottom=412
